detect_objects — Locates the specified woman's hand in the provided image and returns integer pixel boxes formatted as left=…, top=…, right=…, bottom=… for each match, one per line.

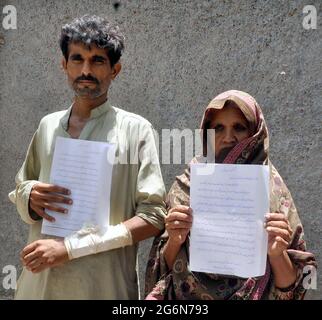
left=265, top=213, right=293, bottom=258
left=165, top=205, right=193, bottom=246
left=20, top=239, right=69, bottom=273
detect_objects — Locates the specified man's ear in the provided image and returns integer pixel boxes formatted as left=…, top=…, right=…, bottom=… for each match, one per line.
left=111, top=62, right=122, bottom=80
left=61, top=57, right=67, bottom=72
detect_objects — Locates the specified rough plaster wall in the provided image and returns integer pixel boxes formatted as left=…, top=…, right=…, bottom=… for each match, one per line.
left=0, top=0, right=321, bottom=299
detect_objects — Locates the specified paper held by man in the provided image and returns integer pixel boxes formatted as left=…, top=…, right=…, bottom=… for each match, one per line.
left=190, top=163, right=269, bottom=278
left=41, top=137, right=116, bottom=238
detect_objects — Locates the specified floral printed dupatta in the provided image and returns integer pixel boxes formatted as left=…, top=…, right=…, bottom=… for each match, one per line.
left=145, top=91, right=316, bottom=300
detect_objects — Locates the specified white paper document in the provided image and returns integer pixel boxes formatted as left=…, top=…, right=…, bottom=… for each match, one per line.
left=190, top=163, right=269, bottom=278
left=41, top=137, right=115, bottom=237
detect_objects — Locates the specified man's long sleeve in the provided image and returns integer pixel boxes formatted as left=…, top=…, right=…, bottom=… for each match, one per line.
left=135, top=123, right=167, bottom=230
left=8, top=130, right=40, bottom=225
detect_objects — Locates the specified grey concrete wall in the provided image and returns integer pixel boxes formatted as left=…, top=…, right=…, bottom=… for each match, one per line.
left=0, top=0, right=321, bottom=299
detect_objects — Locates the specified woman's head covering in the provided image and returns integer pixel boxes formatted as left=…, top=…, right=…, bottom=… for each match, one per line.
left=200, top=90, right=269, bottom=165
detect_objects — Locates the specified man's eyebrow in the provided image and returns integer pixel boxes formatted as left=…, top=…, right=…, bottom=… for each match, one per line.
left=92, top=55, right=107, bottom=61
left=70, top=53, right=83, bottom=59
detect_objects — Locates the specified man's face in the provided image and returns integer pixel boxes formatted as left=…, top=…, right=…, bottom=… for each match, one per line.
left=62, top=42, right=121, bottom=99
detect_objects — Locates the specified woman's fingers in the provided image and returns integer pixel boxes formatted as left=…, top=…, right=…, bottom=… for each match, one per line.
left=265, top=220, right=292, bottom=233
left=166, top=221, right=192, bottom=230
left=166, top=207, right=192, bottom=245
left=275, top=236, right=289, bottom=247
left=265, top=213, right=293, bottom=235
left=166, top=211, right=192, bottom=223
left=268, top=235, right=289, bottom=256
left=265, top=213, right=288, bottom=223
left=166, top=206, right=193, bottom=225
left=266, top=226, right=292, bottom=242
left=265, top=213, right=293, bottom=256
left=169, top=205, right=192, bottom=215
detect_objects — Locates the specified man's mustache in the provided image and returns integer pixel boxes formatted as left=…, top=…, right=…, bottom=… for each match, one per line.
left=75, top=75, right=99, bottom=84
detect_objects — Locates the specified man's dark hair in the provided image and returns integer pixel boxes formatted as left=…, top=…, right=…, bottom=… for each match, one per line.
left=59, top=15, right=125, bottom=67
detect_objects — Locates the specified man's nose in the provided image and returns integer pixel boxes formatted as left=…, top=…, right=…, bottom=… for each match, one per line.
left=81, top=61, right=92, bottom=76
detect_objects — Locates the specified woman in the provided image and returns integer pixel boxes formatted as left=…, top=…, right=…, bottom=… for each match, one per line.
left=145, top=90, right=316, bottom=300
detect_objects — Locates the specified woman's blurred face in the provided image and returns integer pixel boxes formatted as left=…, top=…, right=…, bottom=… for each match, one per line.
left=209, top=103, right=251, bottom=157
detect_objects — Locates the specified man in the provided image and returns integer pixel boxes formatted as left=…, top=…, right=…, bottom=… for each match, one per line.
left=8, top=15, right=166, bottom=299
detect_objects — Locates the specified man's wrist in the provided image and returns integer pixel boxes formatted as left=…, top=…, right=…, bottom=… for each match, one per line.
left=28, top=201, right=41, bottom=221
left=64, top=223, right=133, bottom=260
left=28, top=183, right=41, bottom=221
left=64, top=238, right=74, bottom=260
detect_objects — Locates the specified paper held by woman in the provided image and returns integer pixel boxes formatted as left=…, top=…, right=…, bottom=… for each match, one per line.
left=190, top=163, right=269, bottom=278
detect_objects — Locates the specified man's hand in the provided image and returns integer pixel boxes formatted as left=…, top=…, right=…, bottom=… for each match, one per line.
left=21, top=239, right=69, bottom=273
left=29, top=183, right=72, bottom=221
left=165, top=205, right=193, bottom=246
left=265, top=213, right=293, bottom=258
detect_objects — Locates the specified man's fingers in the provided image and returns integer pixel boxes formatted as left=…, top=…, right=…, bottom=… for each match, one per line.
left=38, top=210, right=56, bottom=222
left=30, top=205, right=55, bottom=222
left=32, top=190, right=72, bottom=205
left=42, top=203, right=68, bottom=215
left=26, top=256, right=45, bottom=270
left=47, top=184, right=71, bottom=195
left=36, top=183, right=71, bottom=195
left=22, top=250, right=42, bottom=265
left=39, top=193, right=73, bottom=205
left=31, top=263, right=50, bottom=274
left=21, top=242, right=38, bottom=259
left=32, top=197, right=68, bottom=214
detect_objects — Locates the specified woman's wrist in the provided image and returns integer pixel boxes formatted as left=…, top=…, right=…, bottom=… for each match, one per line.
left=167, top=235, right=185, bottom=247
left=163, top=238, right=182, bottom=270
left=268, top=249, right=286, bottom=260
left=269, top=250, right=297, bottom=289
